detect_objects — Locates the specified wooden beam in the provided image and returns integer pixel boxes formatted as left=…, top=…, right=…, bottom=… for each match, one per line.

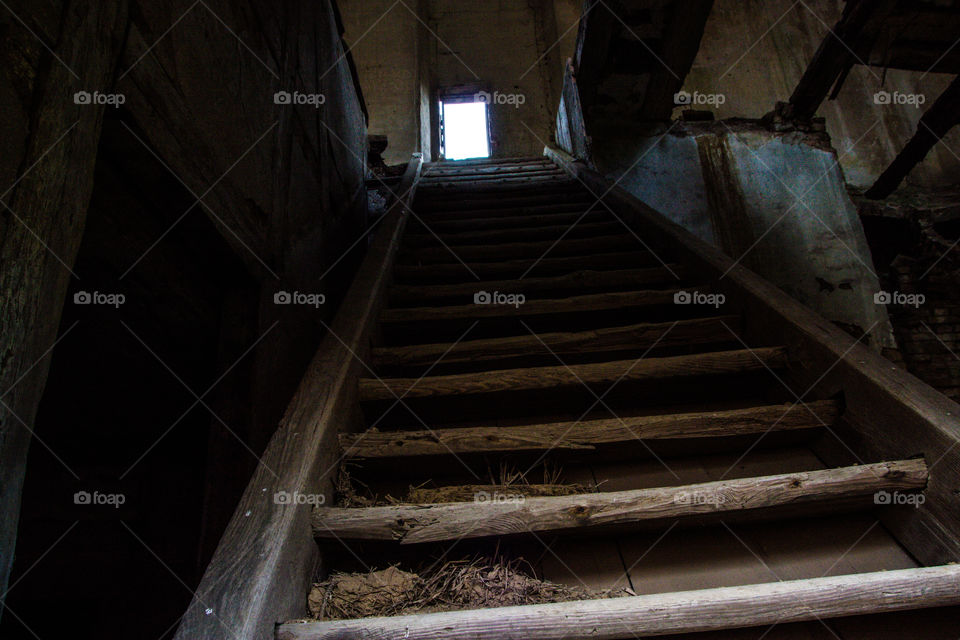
left=396, top=234, right=640, bottom=264
left=379, top=289, right=685, bottom=325
left=340, top=399, right=838, bottom=458
left=393, top=251, right=658, bottom=283
left=279, top=564, right=960, bottom=640
left=788, top=0, right=899, bottom=119
left=637, top=0, right=715, bottom=121
left=865, top=75, right=960, bottom=199
left=372, top=314, right=724, bottom=368
left=311, top=459, right=926, bottom=543
left=388, top=266, right=682, bottom=306
left=359, top=347, right=787, bottom=401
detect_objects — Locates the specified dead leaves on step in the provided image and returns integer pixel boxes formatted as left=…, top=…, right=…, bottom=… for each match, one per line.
left=307, top=557, right=628, bottom=620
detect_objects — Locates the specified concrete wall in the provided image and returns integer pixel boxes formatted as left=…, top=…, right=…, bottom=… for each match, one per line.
left=594, top=121, right=896, bottom=351
left=679, top=0, right=960, bottom=191
left=341, top=0, right=578, bottom=161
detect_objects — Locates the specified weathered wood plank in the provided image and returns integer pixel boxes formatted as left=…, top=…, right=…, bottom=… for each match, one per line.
left=379, top=289, right=685, bottom=325
left=418, top=208, right=606, bottom=232
left=0, top=1, right=129, bottom=614
left=420, top=168, right=565, bottom=182
left=419, top=175, right=572, bottom=190
left=278, top=564, right=960, bottom=640
left=341, top=399, right=839, bottom=458
left=372, top=314, right=724, bottom=367
left=388, top=266, right=682, bottom=306
left=359, top=347, right=787, bottom=401
left=415, top=185, right=586, bottom=210
left=403, top=221, right=622, bottom=247
left=393, top=251, right=658, bottom=283
left=397, top=233, right=638, bottom=264
left=311, top=459, right=926, bottom=543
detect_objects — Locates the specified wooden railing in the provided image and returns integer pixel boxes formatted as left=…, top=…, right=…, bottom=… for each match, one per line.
left=173, top=153, right=422, bottom=640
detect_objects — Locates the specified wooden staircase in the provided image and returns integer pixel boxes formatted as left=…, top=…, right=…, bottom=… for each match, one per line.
left=175, top=154, right=960, bottom=640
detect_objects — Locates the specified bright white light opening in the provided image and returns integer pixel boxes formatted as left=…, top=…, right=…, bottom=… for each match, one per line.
left=442, top=101, right=490, bottom=160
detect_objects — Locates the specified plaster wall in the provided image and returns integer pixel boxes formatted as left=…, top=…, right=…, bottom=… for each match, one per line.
left=597, top=123, right=896, bottom=350
left=679, top=0, right=960, bottom=190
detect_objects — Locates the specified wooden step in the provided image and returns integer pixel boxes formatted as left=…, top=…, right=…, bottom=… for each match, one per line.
left=388, top=266, right=682, bottom=306
left=396, top=234, right=640, bottom=264
left=373, top=314, right=722, bottom=367
left=393, top=251, right=661, bottom=283
left=311, top=459, right=927, bottom=543
left=425, top=156, right=547, bottom=168
left=415, top=185, right=587, bottom=210
left=419, top=208, right=607, bottom=231
left=418, top=175, right=573, bottom=191
left=341, top=399, right=839, bottom=458
left=359, top=347, right=787, bottom=401
left=423, top=160, right=553, bottom=173
left=403, top=221, right=623, bottom=248
left=379, top=289, right=686, bottom=326
left=278, top=563, right=960, bottom=640
left=420, top=168, right=564, bottom=183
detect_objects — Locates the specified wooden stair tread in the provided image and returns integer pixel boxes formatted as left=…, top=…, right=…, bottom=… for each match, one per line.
left=403, top=221, right=623, bottom=247
left=388, top=266, right=683, bottom=306
left=311, top=459, right=927, bottom=543
left=396, top=234, right=641, bottom=264
left=392, top=251, right=661, bottom=283
left=418, top=208, right=608, bottom=232
left=340, top=399, right=839, bottom=458
left=278, top=563, right=960, bottom=640
left=379, top=288, right=688, bottom=324
left=419, top=168, right=565, bottom=182
left=373, top=315, right=728, bottom=367
left=359, top=347, right=787, bottom=401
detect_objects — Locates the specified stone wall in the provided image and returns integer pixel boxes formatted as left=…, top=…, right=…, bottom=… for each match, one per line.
left=859, top=193, right=960, bottom=400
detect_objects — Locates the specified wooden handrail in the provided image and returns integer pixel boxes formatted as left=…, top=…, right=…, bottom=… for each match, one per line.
left=545, top=145, right=960, bottom=566
left=173, top=153, right=422, bottom=640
